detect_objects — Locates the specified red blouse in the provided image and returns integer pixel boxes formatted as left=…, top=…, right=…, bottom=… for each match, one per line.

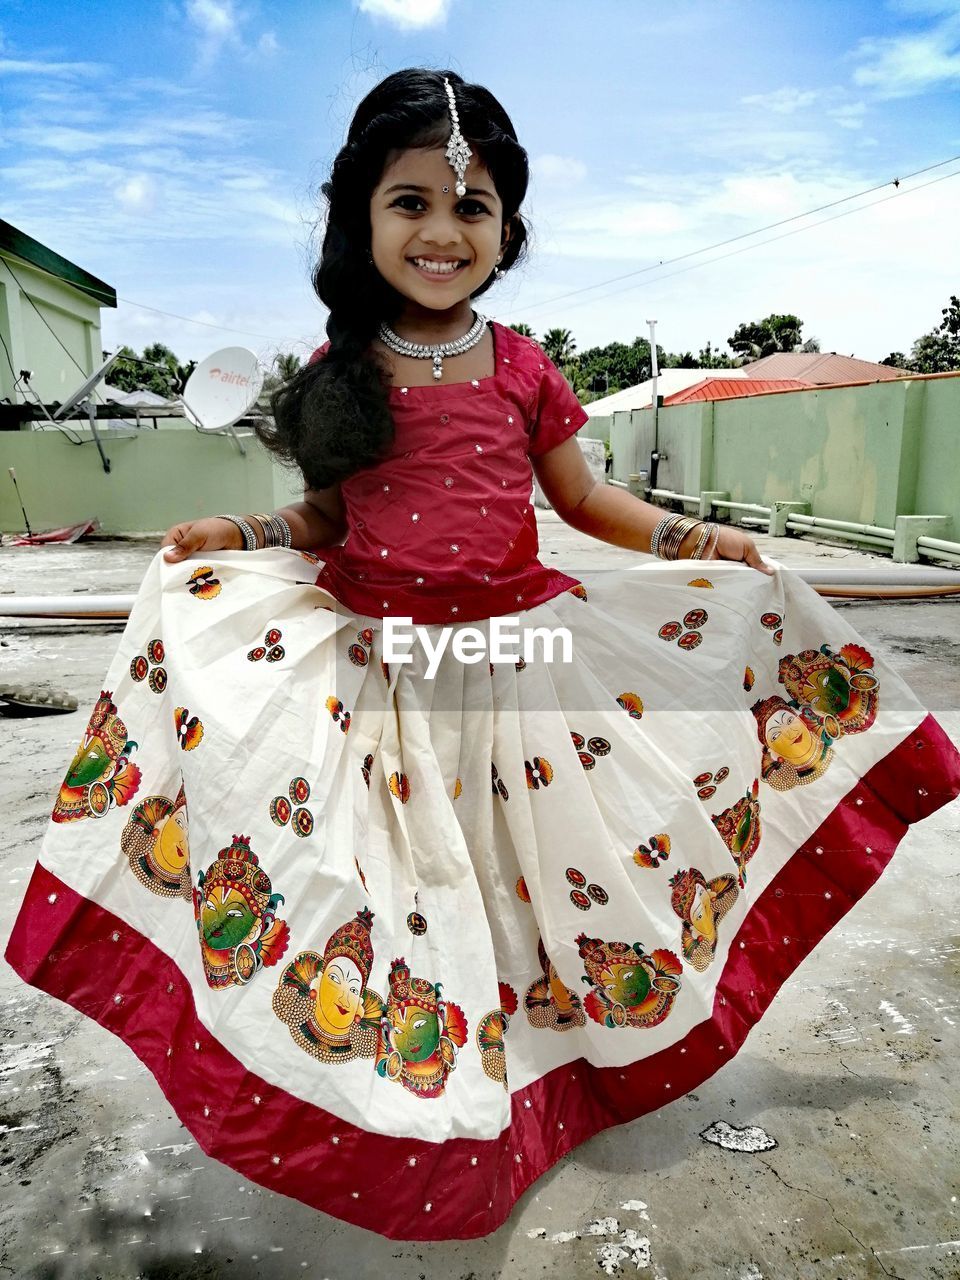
left=307, top=320, right=589, bottom=623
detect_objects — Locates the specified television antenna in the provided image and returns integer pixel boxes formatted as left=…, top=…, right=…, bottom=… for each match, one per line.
left=179, top=347, right=264, bottom=455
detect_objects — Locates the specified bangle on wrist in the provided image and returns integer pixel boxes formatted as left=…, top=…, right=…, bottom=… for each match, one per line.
left=217, top=513, right=258, bottom=551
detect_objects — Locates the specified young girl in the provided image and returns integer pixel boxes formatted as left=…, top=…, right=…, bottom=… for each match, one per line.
left=6, top=68, right=960, bottom=1242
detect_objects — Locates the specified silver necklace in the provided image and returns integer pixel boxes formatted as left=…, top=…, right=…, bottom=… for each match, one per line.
left=377, top=311, right=489, bottom=381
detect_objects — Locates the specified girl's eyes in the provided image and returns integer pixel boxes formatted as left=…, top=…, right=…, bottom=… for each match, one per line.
left=389, top=195, right=490, bottom=216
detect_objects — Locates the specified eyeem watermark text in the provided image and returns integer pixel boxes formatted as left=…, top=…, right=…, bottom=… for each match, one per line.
left=382, top=616, right=573, bottom=679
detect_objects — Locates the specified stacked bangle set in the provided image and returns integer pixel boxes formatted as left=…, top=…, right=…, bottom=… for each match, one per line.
left=217, top=512, right=292, bottom=551
left=216, top=509, right=716, bottom=560
left=650, top=512, right=721, bottom=561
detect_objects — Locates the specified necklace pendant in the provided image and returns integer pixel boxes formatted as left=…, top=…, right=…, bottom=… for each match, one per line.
left=433, top=354, right=443, bottom=380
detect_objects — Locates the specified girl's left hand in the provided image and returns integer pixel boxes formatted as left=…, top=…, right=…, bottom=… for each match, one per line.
left=681, top=523, right=775, bottom=576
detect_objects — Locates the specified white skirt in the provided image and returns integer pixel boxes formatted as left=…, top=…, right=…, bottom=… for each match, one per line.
left=6, top=547, right=960, bottom=1239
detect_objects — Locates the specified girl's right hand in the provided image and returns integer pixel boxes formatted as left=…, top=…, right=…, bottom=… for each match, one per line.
left=161, top=517, right=245, bottom=562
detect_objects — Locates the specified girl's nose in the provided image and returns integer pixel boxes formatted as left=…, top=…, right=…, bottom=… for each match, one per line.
left=420, top=214, right=464, bottom=248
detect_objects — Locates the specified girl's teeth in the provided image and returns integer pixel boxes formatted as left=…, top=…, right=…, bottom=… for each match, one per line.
left=414, top=259, right=464, bottom=274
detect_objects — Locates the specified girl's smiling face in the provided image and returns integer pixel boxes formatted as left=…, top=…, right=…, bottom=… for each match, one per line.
left=369, top=144, right=508, bottom=325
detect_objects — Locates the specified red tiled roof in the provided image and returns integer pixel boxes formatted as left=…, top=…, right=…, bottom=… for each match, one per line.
left=741, top=352, right=907, bottom=384
left=663, top=378, right=809, bottom=404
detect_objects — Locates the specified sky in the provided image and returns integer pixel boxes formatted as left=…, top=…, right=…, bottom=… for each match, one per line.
left=2, top=0, right=959, bottom=371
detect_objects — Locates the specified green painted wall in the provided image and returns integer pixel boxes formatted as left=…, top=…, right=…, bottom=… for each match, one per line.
left=0, top=426, right=303, bottom=535
left=0, top=257, right=104, bottom=405
left=610, top=375, right=960, bottom=527
left=3, top=375, right=957, bottom=536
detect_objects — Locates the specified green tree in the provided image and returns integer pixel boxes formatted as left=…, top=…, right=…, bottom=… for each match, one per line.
left=105, top=343, right=194, bottom=398
left=880, top=352, right=909, bottom=369
left=728, top=313, right=804, bottom=360
left=939, top=294, right=960, bottom=337
left=508, top=322, right=536, bottom=338
left=541, top=327, right=577, bottom=364
left=696, top=341, right=738, bottom=369
left=576, top=336, right=667, bottom=396
left=257, top=352, right=304, bottom=414
left=903, top=295, right=960, bottom=373
left=106, top=345, right=146, bottom=394
left=908, top=331, right=959, bottom=373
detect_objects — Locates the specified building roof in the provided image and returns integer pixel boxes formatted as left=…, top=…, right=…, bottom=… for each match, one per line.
left=0, top=218, right=116, bottom=308
left=664, top=378, right=809, bottom=404
left=741, top=351, right=905, bottom=384
left=583, top=367, right=748, bottom=416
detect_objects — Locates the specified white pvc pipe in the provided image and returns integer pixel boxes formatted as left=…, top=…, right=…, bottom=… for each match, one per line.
left=1, top=564, right=958, bottom=621
left=1, top=594, right=136, bottom=618
left=788, top=513, right=895, bottom=537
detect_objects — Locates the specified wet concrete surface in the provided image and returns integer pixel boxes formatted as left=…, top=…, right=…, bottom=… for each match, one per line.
left=1, top=519, right=959, bottom=1279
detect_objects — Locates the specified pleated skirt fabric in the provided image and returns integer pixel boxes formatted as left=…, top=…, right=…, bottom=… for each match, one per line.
left=6, top=547, right=960, bottom=1239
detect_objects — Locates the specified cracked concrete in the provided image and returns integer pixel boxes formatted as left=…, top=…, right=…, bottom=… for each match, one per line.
left=1, top=515, right=959, bottom=1279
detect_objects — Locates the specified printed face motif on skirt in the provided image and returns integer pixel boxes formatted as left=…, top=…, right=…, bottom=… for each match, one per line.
left=524, top=937, right=586, bottom=1032
left=193, top=834, right=289, bottom=989
left=751, top=641, right=880, bottom=792
left=272, top=909, right=385, bottom=1065
left=120, top=781, right=192, bottom=899
left=477, top=982, right=519, bottom=1087
left=669, top=866, right=740, bottom=972
left=53, top=691, right=142, bottom=823
left=576, top=933, right=683, bottom=1030
left=376, top=959, right=468, bottom=1099
left=710, top=780, right=762, bottom=888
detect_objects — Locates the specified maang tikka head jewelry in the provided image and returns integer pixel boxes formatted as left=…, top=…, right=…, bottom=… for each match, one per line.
left=442, top=77, right=471, bottom=198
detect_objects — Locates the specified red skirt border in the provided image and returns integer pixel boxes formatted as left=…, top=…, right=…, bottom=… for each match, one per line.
left=5, top=712, right=960, bottom=1241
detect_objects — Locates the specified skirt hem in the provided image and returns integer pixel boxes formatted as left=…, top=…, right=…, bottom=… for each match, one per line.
left=5, top=710, right=958, bottom=1241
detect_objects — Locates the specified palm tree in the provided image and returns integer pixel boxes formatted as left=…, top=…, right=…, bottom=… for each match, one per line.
left=509, top=323, right=536, bottom=339
left=257, top=352, right=303, bottom=416
left=274, top=352, right=302, bottom=382
left=542, top=327, right=577, bottom=364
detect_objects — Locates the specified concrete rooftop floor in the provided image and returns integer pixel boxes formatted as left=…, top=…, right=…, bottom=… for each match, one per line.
left=1, top=513, right=959, bottom=1280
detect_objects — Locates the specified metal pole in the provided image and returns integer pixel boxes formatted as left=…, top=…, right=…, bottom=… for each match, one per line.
left=647, top=319, right=659, bottom=497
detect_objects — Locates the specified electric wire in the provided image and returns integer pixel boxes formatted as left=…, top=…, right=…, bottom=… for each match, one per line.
left=511, top=165, right=960, bottom=323
left=507, top=152, right=960, bottom=320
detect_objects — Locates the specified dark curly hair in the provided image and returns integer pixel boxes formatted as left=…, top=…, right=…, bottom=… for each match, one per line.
left=255, top=68, right=531, bottom=490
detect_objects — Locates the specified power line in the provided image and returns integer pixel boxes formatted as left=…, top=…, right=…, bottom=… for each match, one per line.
left=112, top=297, right=284, bottom=343
left=513, top=165, right=960, bottom=324
left=3, top=256, right=88, bottom=376
left=502, top=152, right=960, bottom=322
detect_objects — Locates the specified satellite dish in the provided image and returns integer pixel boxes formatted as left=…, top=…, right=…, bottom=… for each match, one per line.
left=180, top=347, right=263, bottom=432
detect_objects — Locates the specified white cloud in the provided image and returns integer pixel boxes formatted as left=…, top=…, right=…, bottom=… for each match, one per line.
left=853, top=14, right=960, bottom=95
left=186, top=0, right=239, bottom=41
left=502, top=162, right=960, bottom=364
left=532, top=154, right=587, bottom=185
left=115, top=175, right=158, bottom=214
left=740, top=87, right=819, bottom=115
left=0, top=57, right=104, bottom=76
left=828, top=101, right=867, bottom=128
left=183, top=0, right=278, bottom=66
left=356, top=0, right=452, bottom=30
